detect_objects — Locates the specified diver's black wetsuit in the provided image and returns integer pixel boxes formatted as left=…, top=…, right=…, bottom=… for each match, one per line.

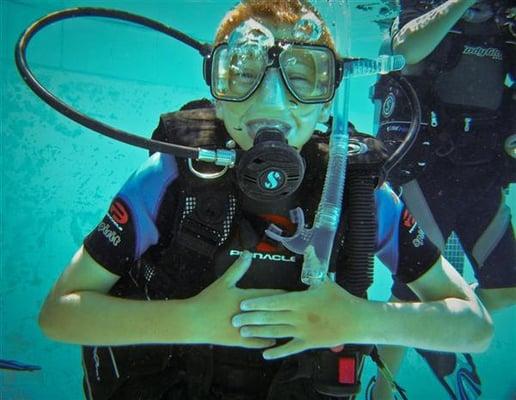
left=80, top=107, right=440, bottom=400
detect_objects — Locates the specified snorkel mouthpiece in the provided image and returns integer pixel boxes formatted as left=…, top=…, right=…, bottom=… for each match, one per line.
left=236, top=122, right=305, bottom=202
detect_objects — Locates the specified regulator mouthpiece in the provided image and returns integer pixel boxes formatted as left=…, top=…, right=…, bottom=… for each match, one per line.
left=236, top=123, right=305, bottom=202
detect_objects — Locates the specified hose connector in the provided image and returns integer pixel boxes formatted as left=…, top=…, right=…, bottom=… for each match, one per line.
left=197, top=148, right=236, bottom=167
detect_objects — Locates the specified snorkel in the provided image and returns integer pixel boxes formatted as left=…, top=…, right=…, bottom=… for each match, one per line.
left=263, top=2, right=350, bottom=285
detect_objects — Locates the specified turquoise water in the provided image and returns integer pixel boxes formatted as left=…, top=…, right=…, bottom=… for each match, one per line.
left=1, top=1, right=515, bottom=399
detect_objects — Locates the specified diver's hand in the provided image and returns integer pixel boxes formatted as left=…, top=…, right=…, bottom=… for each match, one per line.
left=232, top=248, right=366, bottom=359
left=189, top=251, right=285, bottom=349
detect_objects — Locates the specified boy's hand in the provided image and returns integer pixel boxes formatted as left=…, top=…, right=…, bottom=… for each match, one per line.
left=189, top=251, right=285, bottom=349
left=232, top=247, right=367, bottom=359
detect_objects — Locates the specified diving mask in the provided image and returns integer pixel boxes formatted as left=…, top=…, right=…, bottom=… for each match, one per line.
left=204, top=41, right=343, bottom=104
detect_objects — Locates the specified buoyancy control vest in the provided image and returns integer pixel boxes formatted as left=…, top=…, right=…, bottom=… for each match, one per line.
left=374, top=15, right=515, bottom=184
left=82, top=100, right=389, bottom=400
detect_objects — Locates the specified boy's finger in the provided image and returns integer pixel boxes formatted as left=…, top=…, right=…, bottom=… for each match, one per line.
left=262, top=339, right=306, bottom=360
left=221, top=251, right=253, bottom=287
left=241, top=338, right=276, bottom=349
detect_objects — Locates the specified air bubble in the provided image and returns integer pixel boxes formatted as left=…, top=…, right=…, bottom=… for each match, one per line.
left=293, top=11, right=323, bottom=42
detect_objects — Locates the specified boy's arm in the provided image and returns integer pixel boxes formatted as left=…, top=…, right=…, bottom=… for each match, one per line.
left=356, top=255, right=492, bottom=351
left=393, top=0, right=476, bottom=64
left=232, top=255, right=493, bottom=359
left=39, top=246, right=196, bottom=345
left=39, top=246, right=279, bottom=348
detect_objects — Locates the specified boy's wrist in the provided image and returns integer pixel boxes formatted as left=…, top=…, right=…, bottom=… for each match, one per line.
left=335, top=290, right=374, bottom=344
left=160, top=298, right=206, bottom=344
left=347, top=298, right=400, bottom=345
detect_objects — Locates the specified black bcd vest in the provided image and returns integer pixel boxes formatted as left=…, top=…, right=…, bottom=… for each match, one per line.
left=82, top=100, right=389, bottom=400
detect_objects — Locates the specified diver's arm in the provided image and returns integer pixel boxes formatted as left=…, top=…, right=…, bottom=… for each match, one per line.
left=233, top=255, right=492, bottom=359
left=39, top=246, right=200, bottom=345
left=372, top=344, right=407, bottom=400
left=39, top=246, right=278, bottom=347
left=393, top=0, right=476, bottom=64
left=354, top=256, right=492, bottom=352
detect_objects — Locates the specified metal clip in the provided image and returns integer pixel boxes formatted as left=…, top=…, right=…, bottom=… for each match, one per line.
left=93, top=347, right=101, bottom=381
left=464, top=117, right=472, bottom=132
left=430, top=111, right=438, bottom=127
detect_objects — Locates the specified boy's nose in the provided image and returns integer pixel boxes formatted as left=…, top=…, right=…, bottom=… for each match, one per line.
left=253, top=69, right=290, bottom=109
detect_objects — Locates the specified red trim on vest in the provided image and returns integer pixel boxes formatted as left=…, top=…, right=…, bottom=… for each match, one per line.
left=260, top=214, right=295, bottom=232
left=338, top=357, right=356, bottom=384
left=255, top=214, right=296, bottom=253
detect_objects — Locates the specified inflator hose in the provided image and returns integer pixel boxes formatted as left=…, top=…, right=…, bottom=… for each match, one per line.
left=335, top=73, right=421, bottom=297
left=337, top=170, right=377, bottom=298
left=381, top=73, right=422, bottom=180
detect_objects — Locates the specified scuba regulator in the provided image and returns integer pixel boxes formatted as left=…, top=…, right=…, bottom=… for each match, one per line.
left=237, top=123, right=305, bottom=202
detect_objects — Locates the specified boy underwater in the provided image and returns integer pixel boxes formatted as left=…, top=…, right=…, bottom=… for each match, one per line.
left=38, top=1, right=493, bottom=399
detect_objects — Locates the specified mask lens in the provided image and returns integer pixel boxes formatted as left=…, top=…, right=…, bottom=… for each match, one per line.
left=280, top=45, right=335, bottom=103
left=211, top=45, right=266, bottom=101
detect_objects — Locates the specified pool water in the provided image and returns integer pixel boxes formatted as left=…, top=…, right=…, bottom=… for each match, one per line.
left=1, top=1, right=515, bottom=399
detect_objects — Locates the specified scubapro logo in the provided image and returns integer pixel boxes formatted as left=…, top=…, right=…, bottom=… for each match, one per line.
left=98, top=222, right=121, bottom=246
left=382, top=93, right=396, bottom=118
left=263, top=170, right=283, bottom=190
left=229, top=249, right=296, bottom=263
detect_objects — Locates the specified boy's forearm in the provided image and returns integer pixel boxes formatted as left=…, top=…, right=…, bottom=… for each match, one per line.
left=349, top=297, right=492, bottom=353
left=39, top=291, right=199, bottom=346
left=393, top=0, right=476, bottom=64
